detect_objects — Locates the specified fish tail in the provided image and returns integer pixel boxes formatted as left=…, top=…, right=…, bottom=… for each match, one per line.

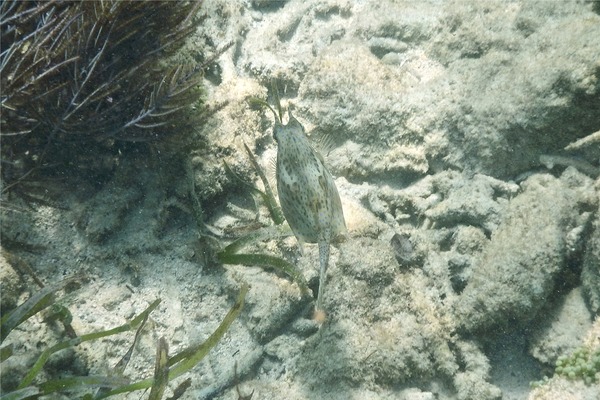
left=316, top=240, right=330, bottom=311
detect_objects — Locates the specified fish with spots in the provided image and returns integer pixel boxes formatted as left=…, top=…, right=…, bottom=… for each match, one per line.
left=273, top=110, right=346, bottom=314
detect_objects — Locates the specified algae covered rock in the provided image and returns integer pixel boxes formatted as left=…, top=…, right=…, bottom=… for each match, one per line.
left=454, top=170, right=596, bottom=333
left=293, top=237, right=461, bottom=395
left=582, top=180, right=600, bottom=315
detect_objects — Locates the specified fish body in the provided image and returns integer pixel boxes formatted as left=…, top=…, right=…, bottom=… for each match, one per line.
left=274, top=112, right=346, bottom=311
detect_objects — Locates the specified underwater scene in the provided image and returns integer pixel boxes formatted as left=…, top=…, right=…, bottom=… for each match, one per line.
left=1, top=0, right=600, bottom=399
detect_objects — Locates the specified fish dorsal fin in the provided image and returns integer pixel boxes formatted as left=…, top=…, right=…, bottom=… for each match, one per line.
left=311, top=128, right=342, bottom=160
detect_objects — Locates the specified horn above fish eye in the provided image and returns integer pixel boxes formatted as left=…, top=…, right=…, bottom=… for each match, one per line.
left=286, top=111, right=305, bottom=131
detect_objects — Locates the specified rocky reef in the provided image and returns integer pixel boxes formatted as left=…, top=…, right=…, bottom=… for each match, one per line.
left=2, top=1, right=599, bottom=399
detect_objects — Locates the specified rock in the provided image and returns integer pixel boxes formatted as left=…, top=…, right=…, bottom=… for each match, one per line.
left=455, top=172, right=595, bottom=333
left=529, top=287, right=594, bottom=366
left=528, top=318, right=600, bottom=400
left=453, top=341, right=502, bottom=400
left=337, top=236, right=398, bottom=287
left=582, top=181, right=600, bottom=315
left=424, top=173, right=518, bottom=234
